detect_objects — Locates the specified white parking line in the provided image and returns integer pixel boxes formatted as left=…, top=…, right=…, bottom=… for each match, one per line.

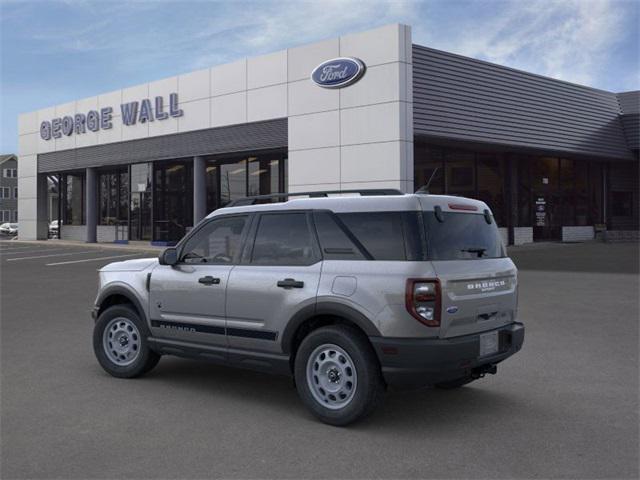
left=0, top=247, right=49, bottom=254
left=6, top=250, right=101, bottom=261
left=46, top=253, right=141, bottom=266
left=1, top=248, right=78, bottom=256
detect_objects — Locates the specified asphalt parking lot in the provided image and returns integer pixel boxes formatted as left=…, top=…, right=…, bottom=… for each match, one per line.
left=1, top=240, right=638, bottom=479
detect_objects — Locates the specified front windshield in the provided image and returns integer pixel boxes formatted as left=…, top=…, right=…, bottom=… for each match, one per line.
left=423, top=211, right=505, bottom=260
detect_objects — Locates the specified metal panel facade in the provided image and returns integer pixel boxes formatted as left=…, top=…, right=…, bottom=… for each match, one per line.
left=37, top=119, right=287, bottom=173
left=412, top=44, right=633, bottom=160
left=616, top=91, right=639, bottom=151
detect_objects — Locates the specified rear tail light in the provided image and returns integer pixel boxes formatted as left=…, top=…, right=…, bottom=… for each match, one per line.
left=406, top=279, right=441, bottom=327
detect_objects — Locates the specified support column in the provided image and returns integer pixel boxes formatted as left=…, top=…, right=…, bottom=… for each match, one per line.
left=507, top=157, right=518, bottom=246
left=36, top=173, right=49, bottom=239
left=193, top=156, right=207, bottom=225
left=85, top=167, right=97, bottom=243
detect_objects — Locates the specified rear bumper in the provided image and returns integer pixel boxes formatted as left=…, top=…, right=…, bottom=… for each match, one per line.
left=370, top=322, right=524, bottom=389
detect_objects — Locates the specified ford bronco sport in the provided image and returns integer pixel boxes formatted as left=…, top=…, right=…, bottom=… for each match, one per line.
left=92, top=190, right=524, bottom=425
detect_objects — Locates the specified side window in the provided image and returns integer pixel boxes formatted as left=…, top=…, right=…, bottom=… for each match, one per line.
left=251, top=213, right=318, bottom=266
left=337, top=212, right=411, bottom=261
left=181, top=215, right=247, bottom=264
left=313, top=211, right=366, bottom=260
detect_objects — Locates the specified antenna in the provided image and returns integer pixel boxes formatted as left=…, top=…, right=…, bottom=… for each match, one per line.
left=415, top=167, right=440, bottom=194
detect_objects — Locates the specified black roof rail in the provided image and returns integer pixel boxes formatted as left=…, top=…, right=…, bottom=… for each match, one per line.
left=224, top=189, right=404, bottom=208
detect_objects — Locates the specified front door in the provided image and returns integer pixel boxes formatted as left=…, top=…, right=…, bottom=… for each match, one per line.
left=226, top=212, right=322, bottom=354
left=531, top=157, right=561, bottom=241
left=148, top=214, right=250, bottom=351
left=130, top=192, right=152, bottom=241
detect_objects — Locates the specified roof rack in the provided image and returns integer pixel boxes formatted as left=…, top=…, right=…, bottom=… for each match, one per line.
left=224, top=189, right=404, bottom=208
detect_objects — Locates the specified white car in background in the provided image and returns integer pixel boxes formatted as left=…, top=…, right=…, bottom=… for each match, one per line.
left=0, top=223, right=18, bottom=236
left=49, top=220, right=60, bottom=238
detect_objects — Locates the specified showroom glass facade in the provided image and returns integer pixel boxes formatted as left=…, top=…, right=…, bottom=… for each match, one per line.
left=414, top=141, right=636, bottom=241
left=54, top=150, right=287, bottom=243
left=60, top=172, right=85, bottom=226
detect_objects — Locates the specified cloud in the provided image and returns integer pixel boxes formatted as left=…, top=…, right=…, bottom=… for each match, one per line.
left=413, top=0, right=637, bottom=89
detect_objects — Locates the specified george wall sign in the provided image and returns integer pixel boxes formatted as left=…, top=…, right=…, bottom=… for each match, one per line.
left=40, top=93, right=184, bottom=140
left=311, top=57, right=366, bottom=89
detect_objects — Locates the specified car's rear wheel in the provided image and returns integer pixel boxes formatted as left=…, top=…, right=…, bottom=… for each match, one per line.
left=93, top=304, right=160, bottom=378
left=294, top=325, right=384, bottom=426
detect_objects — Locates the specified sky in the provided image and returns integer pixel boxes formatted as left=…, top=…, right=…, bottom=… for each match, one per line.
left=1, top=0, right=638, bottom=153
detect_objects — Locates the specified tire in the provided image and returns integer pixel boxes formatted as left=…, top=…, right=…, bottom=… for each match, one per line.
left=294, top=325, right=385, bottom=426
left=434, top=376, right=475, bottom=390
left=93, top=304, right=160, bottom=378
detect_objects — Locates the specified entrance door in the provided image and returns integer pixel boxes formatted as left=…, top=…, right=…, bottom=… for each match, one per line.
left=532, top=157, right=561, bottom=241
left=130, top=192, right=151, bottom=241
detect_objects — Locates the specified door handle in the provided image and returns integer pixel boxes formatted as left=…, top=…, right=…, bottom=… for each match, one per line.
left=277, top=278, right=304, bottom=289
left=198, top=276, right=221, bottom=286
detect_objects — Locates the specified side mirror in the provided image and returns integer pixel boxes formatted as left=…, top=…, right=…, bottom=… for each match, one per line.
left=159, top=247, right=178, bottom=266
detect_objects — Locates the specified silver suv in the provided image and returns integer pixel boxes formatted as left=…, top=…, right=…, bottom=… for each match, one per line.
left=92, top=190, right=524, bottom=425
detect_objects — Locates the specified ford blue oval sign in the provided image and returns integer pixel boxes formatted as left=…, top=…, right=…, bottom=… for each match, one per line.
left=311, top=57, right=366, bottom=89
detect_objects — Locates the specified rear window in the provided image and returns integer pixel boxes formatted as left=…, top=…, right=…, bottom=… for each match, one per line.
left=423, top=212, right=505, bottom=260
left=335, top=212, right=422, bottom=261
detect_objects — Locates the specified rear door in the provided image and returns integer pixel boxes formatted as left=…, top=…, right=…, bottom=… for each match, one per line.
left=423, top=209, right=517, bottom=339
left=225, top=211, right=322, bottom=354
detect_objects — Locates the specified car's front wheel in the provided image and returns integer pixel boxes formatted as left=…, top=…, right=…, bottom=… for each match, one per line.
left=294, top=325, right=384, bottom=426
left=93, top=304, right=160, bottom=378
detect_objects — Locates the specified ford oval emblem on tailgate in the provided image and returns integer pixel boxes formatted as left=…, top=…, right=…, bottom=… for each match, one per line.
left=311, top=57, right=366, bottom=89
left=446, top=306, right=459, bottom=314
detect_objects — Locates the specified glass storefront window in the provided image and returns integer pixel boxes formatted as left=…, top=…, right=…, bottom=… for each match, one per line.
left=477, top=154, right=505, bottom=225
left=206, top=151, right=287, bottom=213
left=415, top=141, right=615, bottom=240
left=414, top=144, right=504, bottom=224
left=445, top=151, right=476, bottom=198
left=574, top=161, right=589, bottom=226
left=98, top=169, right=128, bottom=225
left=130, top=163, right=152, bottom=241
left=61, top=173, right=85, bottom=225
left=589, top=162, right=604, bottom=225
left=154, top=160, right=193, bottom=242
left=414, top=143, right=444, bottom=193
left=559, top=158, right=576, bottom=226
left=119, top=171, right=128, bottom=221
left=516, top=157, right=532, bottom=227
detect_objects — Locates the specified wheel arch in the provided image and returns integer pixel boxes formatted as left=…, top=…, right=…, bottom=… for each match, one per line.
left=95, top=285, right=147, bottom=325
left=281, top=302, right=381, bottom=358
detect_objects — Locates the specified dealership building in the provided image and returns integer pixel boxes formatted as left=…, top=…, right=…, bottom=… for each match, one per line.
left=17, top=24, right=639, bottom=245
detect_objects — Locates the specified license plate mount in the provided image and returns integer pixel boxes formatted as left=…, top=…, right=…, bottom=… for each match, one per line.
left=479, top=331, right=499, bottom=357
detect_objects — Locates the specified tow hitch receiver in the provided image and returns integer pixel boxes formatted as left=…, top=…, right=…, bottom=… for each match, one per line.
left=471, top=364, right=497, bottom=379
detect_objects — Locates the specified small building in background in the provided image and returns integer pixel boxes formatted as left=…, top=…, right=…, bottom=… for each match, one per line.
left=0, top=154, right=18, bottom=224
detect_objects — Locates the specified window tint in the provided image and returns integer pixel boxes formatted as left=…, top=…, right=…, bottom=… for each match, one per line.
left=252, top=213, right=317, bottom=265
left=313, top=211, right=365, bottom=260
left=424, top=212, right=505, bottom=260
left=337, top=212, right=414, bottom=261
left=181, top=216, right=247, bottom=264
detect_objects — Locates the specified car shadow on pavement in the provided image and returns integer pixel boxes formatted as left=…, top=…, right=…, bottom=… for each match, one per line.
left=135, top=356, right=524, bottom=429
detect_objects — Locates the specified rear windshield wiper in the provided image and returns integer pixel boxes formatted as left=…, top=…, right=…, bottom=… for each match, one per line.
left=460, top=247, right=487, bottom=258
